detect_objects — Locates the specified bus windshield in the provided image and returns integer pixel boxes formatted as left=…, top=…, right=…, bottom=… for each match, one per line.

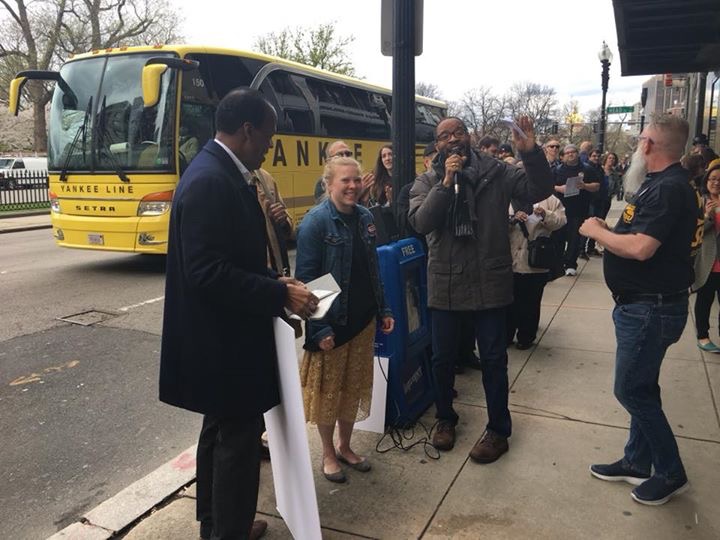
left=48, top=52, right=177, bottom=173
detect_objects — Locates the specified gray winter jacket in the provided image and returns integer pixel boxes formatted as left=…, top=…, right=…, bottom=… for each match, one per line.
left=409, top=146, right=554, bottom=310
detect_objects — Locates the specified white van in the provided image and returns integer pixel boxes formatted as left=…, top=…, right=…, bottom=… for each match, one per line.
left=0, top=156, right=48, bottom=189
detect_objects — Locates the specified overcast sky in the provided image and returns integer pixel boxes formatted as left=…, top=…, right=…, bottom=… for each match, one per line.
left=174, top=0, right=649, bottom=117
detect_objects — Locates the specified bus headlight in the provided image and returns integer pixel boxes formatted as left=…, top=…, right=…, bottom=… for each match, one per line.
left=49, top=190, right=60, bottom=213
left=137, top=190, right=173, bottom=216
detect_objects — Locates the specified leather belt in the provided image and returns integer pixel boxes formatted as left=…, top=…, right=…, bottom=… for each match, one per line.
left=612, top=291, right=688, bottom=306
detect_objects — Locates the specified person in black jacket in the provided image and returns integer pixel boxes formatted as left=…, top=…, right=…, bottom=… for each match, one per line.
left=159, top=88, right=317, bottom=540
left=552, top=144, right=601, bottom=275
left=582, top=148, right=608, bottom=258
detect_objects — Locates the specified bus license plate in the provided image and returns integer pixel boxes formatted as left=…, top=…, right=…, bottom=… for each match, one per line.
left=88, top=234, right=104, bottom=245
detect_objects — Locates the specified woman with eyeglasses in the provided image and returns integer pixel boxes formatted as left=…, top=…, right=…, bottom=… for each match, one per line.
left=692, top=164, right=720, bottom=352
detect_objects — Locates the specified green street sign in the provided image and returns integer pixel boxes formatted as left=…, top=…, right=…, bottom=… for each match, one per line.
left=607, top=106, right=634, bottom=114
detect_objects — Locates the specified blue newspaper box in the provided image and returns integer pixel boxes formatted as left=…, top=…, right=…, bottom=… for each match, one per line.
left=375, top=237, right=434, bottom=427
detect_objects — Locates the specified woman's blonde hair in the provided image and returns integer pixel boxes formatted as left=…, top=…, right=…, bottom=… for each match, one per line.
left=322, top=156, right=362, bottom=184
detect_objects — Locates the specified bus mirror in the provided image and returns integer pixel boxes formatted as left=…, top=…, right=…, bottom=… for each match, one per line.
left=142, top=64, right=169, bottom=108
left=8, top=70, right=75, bottom=115
left=142, top=57, right=200, bottom=107
left=8, top=77, right=27, bottom=116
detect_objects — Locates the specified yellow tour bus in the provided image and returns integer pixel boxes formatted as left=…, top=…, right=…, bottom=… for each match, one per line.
left=8, top=45, right=446, bottom=254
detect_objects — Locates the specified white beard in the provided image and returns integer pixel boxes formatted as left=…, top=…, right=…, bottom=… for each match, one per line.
left=623, top=147, right=647, bottom=201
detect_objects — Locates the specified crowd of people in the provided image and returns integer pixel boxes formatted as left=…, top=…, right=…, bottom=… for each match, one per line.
left=157, top=87, right=718, bottom=539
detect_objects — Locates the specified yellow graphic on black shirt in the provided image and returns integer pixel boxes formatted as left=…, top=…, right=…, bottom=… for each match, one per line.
left=622, top=204, right=635, bottom=224
left=691, top=188, right=704, bottom=255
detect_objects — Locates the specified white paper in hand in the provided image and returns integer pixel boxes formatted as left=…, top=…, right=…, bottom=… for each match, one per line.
left=564, top=176, right=582, bottom=197
left=500, top=117, right=528, bottom=140
left=305, top=273, right=341, bottom=320
left=526, top=213, right=542, bottom=225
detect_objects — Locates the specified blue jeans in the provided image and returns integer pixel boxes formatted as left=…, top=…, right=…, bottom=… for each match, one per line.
left=612, top=301, right=688, bottom=481
left=431, top=308, right=511, bottom=438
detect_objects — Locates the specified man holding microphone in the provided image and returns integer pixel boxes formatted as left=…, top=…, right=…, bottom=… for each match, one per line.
left=409, top=116, right=553, bottom=462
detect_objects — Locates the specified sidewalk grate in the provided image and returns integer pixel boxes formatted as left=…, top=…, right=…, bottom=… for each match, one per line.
left=57, top=309, right=122, bottom=326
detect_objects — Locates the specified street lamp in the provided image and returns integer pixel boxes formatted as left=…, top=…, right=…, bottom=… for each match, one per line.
left=597, top=41, right=613, bottom=153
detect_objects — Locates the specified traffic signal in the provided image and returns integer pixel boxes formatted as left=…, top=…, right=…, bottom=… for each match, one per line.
left=551, top=123, right=558, bottom=134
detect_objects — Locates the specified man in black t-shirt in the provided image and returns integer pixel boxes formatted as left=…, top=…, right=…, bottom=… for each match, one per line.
left=553, top=144, right=600, bottom=275
left=579, top=115, right=695, bottom=507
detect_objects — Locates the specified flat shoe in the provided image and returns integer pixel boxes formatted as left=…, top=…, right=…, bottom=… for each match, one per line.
left=322, top=464, right=346, bottom=483
left=336, top=452, right=372, bottom=472
left=697, top=340, right=720, bottom=353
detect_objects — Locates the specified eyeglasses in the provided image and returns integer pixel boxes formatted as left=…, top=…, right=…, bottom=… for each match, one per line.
left=638, top=135, right=654, bottom=144
left=332, top=150, right=353, bottom=158
left=546, top=144, right=560, bottom=149
left=436, top=128, right=467, bottom=142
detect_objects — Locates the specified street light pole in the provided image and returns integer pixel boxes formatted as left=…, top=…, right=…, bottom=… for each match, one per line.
left=598, top=41, right=613, bottom=154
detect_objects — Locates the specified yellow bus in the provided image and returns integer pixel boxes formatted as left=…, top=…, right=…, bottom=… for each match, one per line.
left=8, top=45, right=446, bottom=254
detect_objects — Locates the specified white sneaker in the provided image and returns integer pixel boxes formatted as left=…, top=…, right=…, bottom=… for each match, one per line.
left=565, top=268, right=577, bottom=276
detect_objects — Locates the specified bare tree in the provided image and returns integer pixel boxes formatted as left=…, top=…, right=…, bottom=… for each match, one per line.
left=415, top=82, right=443, bottom=100
left=454, top=86, right=507, bottom=139
left=505, top=82, right=558, bottom=135
left=0, top=0, right=67, bottom=151
left=254, top=22, right=357, bottom=77
left=58, top=0, right=183, bottom=53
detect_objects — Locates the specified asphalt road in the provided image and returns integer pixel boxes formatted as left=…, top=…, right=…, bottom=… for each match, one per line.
left=0, top=229, right=200, bottom=539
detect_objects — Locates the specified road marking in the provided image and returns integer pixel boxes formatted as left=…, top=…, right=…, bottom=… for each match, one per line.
left=9, top=360, right=80, bottom=386
left=118, top=296, right=165, bottom=312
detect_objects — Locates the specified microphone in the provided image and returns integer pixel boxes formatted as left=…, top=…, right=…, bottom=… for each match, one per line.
left=448, top=147, right=462, bottom=194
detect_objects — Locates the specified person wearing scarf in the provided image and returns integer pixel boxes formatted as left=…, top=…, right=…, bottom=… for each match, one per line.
left=409, top=116, right=554, bottom=463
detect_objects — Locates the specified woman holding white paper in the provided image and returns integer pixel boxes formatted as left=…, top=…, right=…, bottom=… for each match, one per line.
left=295, top=156, right=394, bottom=483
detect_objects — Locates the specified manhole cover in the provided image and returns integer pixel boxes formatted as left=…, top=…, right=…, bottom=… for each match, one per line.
left=57, top=309, right=121, bottom=326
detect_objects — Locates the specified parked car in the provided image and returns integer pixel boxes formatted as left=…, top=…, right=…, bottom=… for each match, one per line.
left=0, top=157, right=48, bottom=190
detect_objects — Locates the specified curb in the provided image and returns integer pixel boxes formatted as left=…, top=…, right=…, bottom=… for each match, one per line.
left=0, top=224, right=52, bottom=234
left=47, top=445, right=198, bottom=540
left=0, top=209, right=50, bottom=218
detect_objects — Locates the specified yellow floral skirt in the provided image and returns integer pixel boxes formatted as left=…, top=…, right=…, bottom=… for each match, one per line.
left=300, top=318, right=376, bottom=425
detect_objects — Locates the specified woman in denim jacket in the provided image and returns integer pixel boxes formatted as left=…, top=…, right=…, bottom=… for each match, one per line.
left=296, top=157, right=394, bottom=483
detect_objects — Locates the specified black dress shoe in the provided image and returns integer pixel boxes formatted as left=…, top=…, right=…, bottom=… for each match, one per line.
left=516, top=342, right=533, bottom=350
left=250, top=519, right=268, bottom=540
left=462, top=353, right=483, bottom=370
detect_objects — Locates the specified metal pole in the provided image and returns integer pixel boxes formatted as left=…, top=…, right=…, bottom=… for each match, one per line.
left=639, top=87, right=648, bottom=134
left=695, top=72, right=707, bottom=137
left=391, top=0, right=415, bottom=224
left=598, top=59, right=610, bottom=154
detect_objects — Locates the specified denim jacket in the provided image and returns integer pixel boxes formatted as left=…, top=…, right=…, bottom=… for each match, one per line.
left=295, top=199, right=392, bottom=347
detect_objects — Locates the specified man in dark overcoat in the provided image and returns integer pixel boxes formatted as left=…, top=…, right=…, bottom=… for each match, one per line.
left=160, top=88, right=316, bottom=540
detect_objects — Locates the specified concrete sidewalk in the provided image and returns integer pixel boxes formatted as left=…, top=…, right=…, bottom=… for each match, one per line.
left=0, top=211, right=51, bottom=234
left=50, top=204, right=720, bottom=539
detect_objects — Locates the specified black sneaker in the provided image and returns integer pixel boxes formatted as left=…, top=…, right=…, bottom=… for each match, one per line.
left=589, top=459, right=650, bottom=486
left=631, top=475, right=689, bottom=506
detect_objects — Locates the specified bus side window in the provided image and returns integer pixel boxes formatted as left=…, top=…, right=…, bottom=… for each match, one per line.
left=263, top=72, right=313, bottom=134
left=415, top=104, right=436, bottom=143
left=307, top=80, right=389, bottom=140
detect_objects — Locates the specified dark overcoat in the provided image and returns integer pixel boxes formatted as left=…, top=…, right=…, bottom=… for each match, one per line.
left=159, top=140, right=287, bottom=417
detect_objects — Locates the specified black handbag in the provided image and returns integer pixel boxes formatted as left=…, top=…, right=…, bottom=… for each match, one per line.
left=519, top=222, right=557, bottom=270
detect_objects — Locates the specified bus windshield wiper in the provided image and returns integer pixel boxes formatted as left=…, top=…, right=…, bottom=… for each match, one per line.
left=59, top=96, right=93, bottom=182
left=95, top=95, right=130, bottom=183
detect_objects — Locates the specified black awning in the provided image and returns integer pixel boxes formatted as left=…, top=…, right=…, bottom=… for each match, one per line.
left=613, top=0, right=720, bottom=76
